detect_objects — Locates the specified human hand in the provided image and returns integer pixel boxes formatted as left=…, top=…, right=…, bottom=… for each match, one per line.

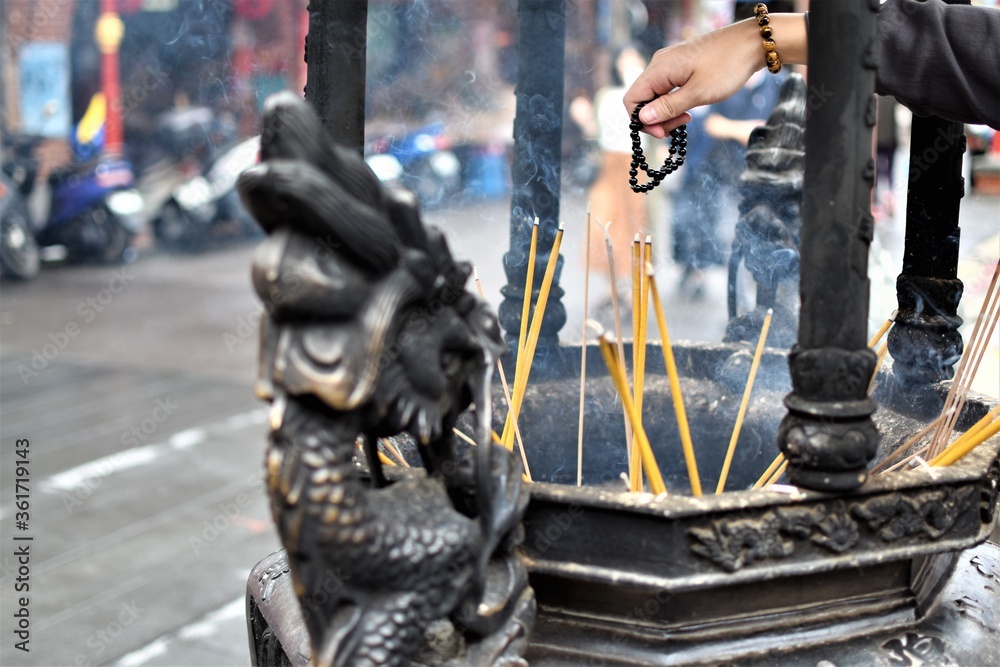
left=625, top=14, right=806, bottom=138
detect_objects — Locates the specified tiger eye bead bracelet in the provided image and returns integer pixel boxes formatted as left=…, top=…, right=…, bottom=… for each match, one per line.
left=754, top=3, right=782, bottom=74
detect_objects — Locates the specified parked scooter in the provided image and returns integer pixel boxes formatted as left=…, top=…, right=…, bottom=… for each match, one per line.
left=153, top=135, right=260, bottom=251
left=2, top=135, right=144, bottom=265
left=0, top=137, right=41, bottom=280
left=40, top=157, right=144, bottom=263
left=365, top=122, right=461, bottom=207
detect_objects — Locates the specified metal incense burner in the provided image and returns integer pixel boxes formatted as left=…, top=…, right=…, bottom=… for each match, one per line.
left=245, top=1, right=999, bottom=665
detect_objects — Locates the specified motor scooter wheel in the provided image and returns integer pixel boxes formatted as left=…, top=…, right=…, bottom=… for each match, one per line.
left=0, top=197, right=41, bottom=280
left=154, top=200, right=204, bottom=252
left=72, top=204, right=131, bottom=264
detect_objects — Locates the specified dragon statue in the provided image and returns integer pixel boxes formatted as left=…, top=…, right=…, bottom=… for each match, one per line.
left=238, top=92, right=534, bottom=666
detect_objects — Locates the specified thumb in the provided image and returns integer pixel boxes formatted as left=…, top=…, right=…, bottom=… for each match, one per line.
left=638, top=90, right=694, bottom=128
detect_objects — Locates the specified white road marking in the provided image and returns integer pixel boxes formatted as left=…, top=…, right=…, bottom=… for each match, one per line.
left=112, top=597, right=245, bottom=666
left=40, top=408, right=267, bottom=493
left=113, top=637, right=170, bottom=666
left=169, top=427, right=207, bottom=449
left=42, top=446, right=161, bottom=492
left=178, top=597, right=245, bottom=641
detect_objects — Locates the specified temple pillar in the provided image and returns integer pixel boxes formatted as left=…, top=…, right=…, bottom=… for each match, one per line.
left=499, top=0, right=567, bottom=352
left=778, top=0, right=880, bottom=491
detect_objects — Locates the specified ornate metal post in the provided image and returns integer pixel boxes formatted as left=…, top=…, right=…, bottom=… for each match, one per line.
left=304, top=0, right=367, bottom=152
left=778, top=0, right=880, bottom=491
left=498, top=0, right=567, bottom=351
left=886, top=117, right=966, bottom=386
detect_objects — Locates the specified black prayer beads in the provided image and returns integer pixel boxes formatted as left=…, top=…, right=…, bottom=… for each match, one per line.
left=629, top=101, right=687, bottom=194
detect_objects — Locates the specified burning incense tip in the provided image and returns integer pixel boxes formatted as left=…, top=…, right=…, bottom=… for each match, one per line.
left=558, top=220, right=565, bottom=231
left=533, top=217, right=539, bottom=227
left=472, top=266, right=480, bottom=281
left=634, top=233, right=641, bottom=242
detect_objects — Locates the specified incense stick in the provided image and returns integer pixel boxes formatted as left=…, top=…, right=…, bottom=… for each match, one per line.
left=601, top=220, right=634, bottom=467
left=578, top=204, right=593, bottom=487
left=452, top=427, right=478, bottom=447
left=592, top=326, right=667, bottom=495
left=379, top=438, right=410, bottom=467
left=630, top=236, right=653, bottom=491
left=871, top=410, right=952, bottom=474
left=929, top=259, right=1000, bottom=457
left=629, top=234, right=643, bottom=491
left=753, top=452, right=785, bottom=489
left=503, top=222, right=565, bottom=454
left=647, top=263, right=702, bottom=496
left=763, top=459, right=789, bottom=487
left=474, top=267, right=531, bottom=480
left=868, top=309, right=897, bottom=349
left=377, top=451, right=398, bottom=467
left=716, top=308, right=773, bottom=494
left=868, top=341, right=889, bottom=394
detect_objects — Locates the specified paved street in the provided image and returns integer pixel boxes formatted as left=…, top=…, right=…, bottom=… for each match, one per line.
left=1, top=174, right=997, bottom=666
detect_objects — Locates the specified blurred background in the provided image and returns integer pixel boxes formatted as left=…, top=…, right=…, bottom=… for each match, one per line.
left=1, top=1, right=998, bottom=665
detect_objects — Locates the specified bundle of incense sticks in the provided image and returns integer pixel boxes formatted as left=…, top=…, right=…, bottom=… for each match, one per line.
left=930, top=405, right=1000, bottom=466
left=501, top=221, right=565, bottom=461
left=927, top=260, right=1000, bottom=459
left=591, top=324, right=667, bottom=495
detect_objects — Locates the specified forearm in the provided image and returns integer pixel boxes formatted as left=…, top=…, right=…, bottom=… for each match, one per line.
left=624, top=12, right=807, bottom=137
left=763, top=13, right=807, bottom=67
left=876, top=0, right=1000, bottom=128
left=704, top=114, right=766, bottom=145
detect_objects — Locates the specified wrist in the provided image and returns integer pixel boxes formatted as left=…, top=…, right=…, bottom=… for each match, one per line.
left=767, top=14, right=807, bottom=66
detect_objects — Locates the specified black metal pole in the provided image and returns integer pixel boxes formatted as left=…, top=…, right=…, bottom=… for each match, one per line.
left=778, top=0, right=880, bottom=491
left=498, top=0, right=567, bottom=351
left=304, top=0, right=368, bottom=153
left=886, top=118, right=966, bottom=387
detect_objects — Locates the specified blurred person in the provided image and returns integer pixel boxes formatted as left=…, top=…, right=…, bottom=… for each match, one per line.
left=586, top=45, right=650, bottom=314
left=875, top=95, right=899, bottom=220
left=565, top=88, right=601, bottom=192
left=670, top=1, right=791, bottom=300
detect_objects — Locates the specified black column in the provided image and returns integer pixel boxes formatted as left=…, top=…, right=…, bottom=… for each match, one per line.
left=304, top=0, right=368, bottom=153
left=498, top=0, right=567, bottom=351
left=886, top=117, right=966, bottom=386
left=778, top=0, right=880, bottom=491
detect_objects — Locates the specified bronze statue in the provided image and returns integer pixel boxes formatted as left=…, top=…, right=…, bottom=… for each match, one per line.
left=239, top=92, right=534, bottom=667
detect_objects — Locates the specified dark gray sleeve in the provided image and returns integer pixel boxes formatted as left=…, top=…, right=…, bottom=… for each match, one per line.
left=876, top=0, right=1000, bottom=129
